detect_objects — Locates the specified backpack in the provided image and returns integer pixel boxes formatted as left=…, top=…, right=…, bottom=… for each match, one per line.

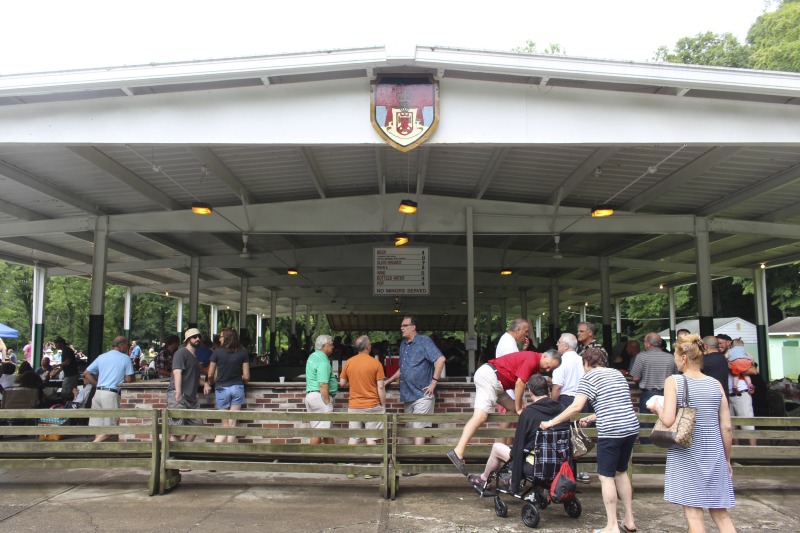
left=550, top=460, right=577, bottom=503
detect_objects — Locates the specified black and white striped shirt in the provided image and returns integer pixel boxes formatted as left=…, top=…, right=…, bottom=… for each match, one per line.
left=577, top=368, right=640, bottom=438
left=630, top=348, right=677, bottom=390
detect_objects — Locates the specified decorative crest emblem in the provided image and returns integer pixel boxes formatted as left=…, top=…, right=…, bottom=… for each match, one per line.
left=371, top=76, right=439, bottom=152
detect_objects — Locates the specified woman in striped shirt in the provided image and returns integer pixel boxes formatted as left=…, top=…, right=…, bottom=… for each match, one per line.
left=541, top=346, right=640, bottom=533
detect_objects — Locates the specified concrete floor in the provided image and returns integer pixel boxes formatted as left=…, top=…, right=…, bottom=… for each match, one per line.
left=0, top=468, right=797, bottom=532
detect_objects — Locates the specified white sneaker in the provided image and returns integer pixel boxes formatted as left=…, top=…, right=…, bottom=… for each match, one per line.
left=577, top=472, right=590, bottom=483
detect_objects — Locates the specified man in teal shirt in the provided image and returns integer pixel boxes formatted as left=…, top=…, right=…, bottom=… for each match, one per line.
left=305, top=334, right=338, bottom=444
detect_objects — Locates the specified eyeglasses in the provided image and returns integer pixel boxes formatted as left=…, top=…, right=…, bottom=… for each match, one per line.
left=189, top=334, right=201, bottom=340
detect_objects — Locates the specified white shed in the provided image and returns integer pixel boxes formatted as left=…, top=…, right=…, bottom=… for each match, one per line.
left=658, top=317, right=757, bottom=343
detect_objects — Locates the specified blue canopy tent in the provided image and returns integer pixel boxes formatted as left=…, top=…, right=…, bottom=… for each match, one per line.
left=0, top=322, right=19, bottom=338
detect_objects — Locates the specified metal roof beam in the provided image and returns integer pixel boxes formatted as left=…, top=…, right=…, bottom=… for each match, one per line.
left=621, top=146, right=743, bottom=212
left=472, top=148, right=509, bottom=199
left=188, top=147, right=256, bottom=204
left=67, top=146, right=183, bottom=211
left=298, top=147, right=327, bottom=199
left=758, top=200, right=800, bottom=223
left=1, top=237, right=93, bottom=263
left=710, top=238, right=797, bottom=265
left=548, top=147, right=617, bottom=206
left=0, top=160, right=104, bottom=215
left=695, top=162, right=800, bottom=217
left=416, top=147, right=429, bottom=194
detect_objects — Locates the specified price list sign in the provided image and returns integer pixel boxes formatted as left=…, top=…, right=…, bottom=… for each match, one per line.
left=373, top=247, right=430, bottom=296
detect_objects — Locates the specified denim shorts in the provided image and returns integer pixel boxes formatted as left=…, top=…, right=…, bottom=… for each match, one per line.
left=215, top=384, right=245, bottom=409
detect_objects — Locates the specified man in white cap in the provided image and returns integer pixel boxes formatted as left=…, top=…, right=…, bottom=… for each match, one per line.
left=167, top=328, right=211, bottom=442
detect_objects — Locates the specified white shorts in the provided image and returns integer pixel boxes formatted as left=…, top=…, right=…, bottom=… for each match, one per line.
left=305, top=391, right=334, bottom=429
left=729, top=393, right=755, bottom=431
left=89, top=389, right=121, bottom=427
left=404, top=395, right=435, bottom=428
left=474, top=364, right=507, bottom=413
left=347, top=404, right=385, bottom=444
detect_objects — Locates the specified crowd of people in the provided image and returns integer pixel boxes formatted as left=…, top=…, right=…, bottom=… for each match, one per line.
left=2, top=317, right=760, bottom=531
left=439, top=320, right=743, bottom=533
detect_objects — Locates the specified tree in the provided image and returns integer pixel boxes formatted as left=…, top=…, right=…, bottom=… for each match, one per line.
left=733, top=263, right=800, bottom=321
left=654, top=31, right=751, bottom=68
left=513, top=40, right=566, bottom=55
left=747, top=0, right=800, bottom=71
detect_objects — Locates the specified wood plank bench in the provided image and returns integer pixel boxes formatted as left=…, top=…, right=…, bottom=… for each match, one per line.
left=631, top=414, right=800, bottom=477
left=159, top=409, right=390, bottom=497
left=0, top=408, right=161, bottom=495
left=389, top=412, right=800, bottom=498
left=389, top=412, right=517, bottom=499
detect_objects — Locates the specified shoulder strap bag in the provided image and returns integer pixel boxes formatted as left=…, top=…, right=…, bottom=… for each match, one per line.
left=650, top=375, right=696, bottom=449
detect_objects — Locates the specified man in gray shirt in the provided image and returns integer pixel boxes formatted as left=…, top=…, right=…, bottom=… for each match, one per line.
left=630, top=332, right=677, bottom=443
left=167, top=328, right=211, bottom=442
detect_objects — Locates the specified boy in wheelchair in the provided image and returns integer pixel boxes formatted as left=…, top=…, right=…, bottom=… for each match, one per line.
left=467, top=373, right=570, bottom=495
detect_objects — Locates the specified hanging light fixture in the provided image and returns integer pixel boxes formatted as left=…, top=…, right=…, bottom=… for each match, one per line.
left=553, top=234, right=563, bottom=260
left=398, top=199, right=418, bottom=214
left=287, top=268, right=299, bottom=276
left=191, top=202, right=213, bottom=215
left=591, top=204, right=614, bottom=217
left=394, top=233, right=409, bottom=246
left=499, top=268, right=513, bottom=276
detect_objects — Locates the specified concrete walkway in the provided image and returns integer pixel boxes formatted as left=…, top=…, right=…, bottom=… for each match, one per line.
left=1, top=468, right=797, bottom=532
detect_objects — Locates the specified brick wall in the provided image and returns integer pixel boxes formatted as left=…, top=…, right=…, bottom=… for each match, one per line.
left=118, top=380, right=641, bottom=443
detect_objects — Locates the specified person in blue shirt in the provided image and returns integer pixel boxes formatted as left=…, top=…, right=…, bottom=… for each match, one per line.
left=83, top=336, right=135, bottom=442
left=385, top=316, right=445, bottom=447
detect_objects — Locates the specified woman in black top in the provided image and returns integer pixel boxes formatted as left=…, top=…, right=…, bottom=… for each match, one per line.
left=208, top=328, right=250, bottom=444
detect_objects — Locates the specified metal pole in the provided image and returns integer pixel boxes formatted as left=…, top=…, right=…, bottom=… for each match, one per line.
left=695, top=218, right=714, bottom=337
left=466, top=205, right=476, bottom=375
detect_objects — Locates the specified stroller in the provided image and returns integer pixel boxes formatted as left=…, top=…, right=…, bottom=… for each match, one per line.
left=472, top=427, right=582, bottom=528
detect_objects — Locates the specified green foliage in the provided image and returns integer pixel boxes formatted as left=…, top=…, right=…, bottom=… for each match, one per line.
left=747, top=0, right=800, bottom=71
left=733, top=263, right=800, bottom=319
left=513, top=40, right=566, bottom=55
left=656, top=2, right=800, bottom=73
left=619, top=286, right=695, bottom=339
left=654, top=31, right=751, bottom=67
left=0, top=262, right=32, bottom=348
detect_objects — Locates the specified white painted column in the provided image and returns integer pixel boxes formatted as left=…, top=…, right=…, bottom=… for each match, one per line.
left=520, top=289, right=528, bottom=321
left=87, top=216, right=109, bottom=360
left=239, top=277, right=248, bottom=333
left=124, top=286, right=132, bottom=339
left=30, top=265, right=47, bottom=368
left=210, top=305, right=218, bottom=336
left=176, top=298, right=183, bottom=334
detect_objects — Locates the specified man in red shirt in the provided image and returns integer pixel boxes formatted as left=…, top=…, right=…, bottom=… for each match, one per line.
left=447, top=350, right=561, bottom=476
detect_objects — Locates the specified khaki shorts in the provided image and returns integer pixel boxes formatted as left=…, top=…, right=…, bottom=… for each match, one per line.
left=474, top=364, right=507, bottom=413
left=404, top=395, right=435, bottom=428
left=89, top=389, right=121, bottom=427
left=167, top=393, right=203, bottom=426
left=347, top=404, right=385, bottom=444
left=305, top=391, right=334, bottom=429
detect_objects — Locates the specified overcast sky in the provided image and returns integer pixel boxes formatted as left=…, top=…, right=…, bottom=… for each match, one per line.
left=1, top=0, right=771, bottom=74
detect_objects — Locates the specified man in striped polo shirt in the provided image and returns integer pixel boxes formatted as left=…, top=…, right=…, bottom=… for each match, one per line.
left=630, top=332, right=677, bottom=443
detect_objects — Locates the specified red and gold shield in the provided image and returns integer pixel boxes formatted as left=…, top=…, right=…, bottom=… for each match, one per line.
left=371, top=76, right=439, bottom=152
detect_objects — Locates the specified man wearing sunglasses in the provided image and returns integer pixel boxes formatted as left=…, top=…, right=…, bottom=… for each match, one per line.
left=167, top=328, right=211, bottom=441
